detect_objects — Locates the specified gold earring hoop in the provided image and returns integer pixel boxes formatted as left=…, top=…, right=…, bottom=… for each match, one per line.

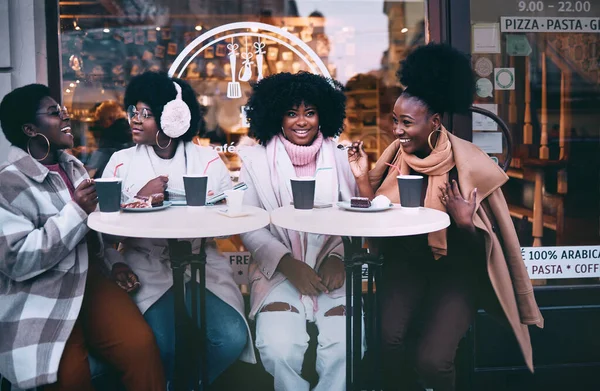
left=427, top=128, right=447, bottom=151
left=155, top=132, right=172, bottom=150
left=27, top=133, right=50, bottom=161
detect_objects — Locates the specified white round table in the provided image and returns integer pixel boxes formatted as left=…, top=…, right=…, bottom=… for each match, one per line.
left=270, top=204, right=450, bottom=238
left=88, top=205, right=268, bottom=391
left=88, top=205, right=269, bottom=239
left=270, top=204, right=450, bottom=391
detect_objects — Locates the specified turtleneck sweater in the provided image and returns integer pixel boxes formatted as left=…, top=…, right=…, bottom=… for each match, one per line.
left=278, top=132, right=323, bottom=177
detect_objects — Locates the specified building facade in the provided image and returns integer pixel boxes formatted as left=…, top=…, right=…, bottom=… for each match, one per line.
left=1, top=0, right=599, bottom=389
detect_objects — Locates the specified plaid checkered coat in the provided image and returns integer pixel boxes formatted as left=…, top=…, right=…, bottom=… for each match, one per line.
left=0, top=146, right=91, bottom=389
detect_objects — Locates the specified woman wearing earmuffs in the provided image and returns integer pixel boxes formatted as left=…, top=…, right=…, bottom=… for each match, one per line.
left=101, top=72, right=254, bottom=389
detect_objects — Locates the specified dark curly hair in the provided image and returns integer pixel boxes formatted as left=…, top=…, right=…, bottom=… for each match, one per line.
left=0, top=84, right=52, bottom=149
left=245, top=72, right=346, bottom=145
left=124, top=71, right=205, bottom=141
left=397, top=43, right=475, bottom=115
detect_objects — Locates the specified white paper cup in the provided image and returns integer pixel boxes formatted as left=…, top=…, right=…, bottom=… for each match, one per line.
left=224, top=189, right=244, bottom=215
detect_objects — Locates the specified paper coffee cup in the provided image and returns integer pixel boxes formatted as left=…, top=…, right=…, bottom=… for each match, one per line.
left=94, top=178, right=122, bottom=213
left=224, top=189, right=244, bottom=215
left=397, top=175, right=423, bottom=209
left=183, top=175, right=208, bottom=207
left=290, top=177, right=316, bottom=210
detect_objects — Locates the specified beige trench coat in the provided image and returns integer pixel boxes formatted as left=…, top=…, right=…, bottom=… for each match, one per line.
left=370, top=133, right=544, bottom=372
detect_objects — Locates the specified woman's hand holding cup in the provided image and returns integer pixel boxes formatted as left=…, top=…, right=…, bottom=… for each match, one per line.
left=74, top=179, right=98, bottom=214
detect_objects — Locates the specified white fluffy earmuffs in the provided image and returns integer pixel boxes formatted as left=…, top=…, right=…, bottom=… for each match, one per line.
left=160, top=81, right=192, bottom=138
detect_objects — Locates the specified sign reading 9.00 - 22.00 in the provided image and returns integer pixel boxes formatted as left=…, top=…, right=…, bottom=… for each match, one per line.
left=502, top=1, right=599, bottom=32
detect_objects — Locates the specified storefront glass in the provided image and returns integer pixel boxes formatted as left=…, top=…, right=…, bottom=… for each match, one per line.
left=470, top=0, right=600, bottom=284
left=58, top=0, right=427, bottom=176
left=57, top=0, right=600, bottom=285
left=57, top=0, right=427, bottom=285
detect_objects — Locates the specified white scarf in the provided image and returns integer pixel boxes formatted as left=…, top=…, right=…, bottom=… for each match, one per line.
left=266, top=136, right=339, bottom=320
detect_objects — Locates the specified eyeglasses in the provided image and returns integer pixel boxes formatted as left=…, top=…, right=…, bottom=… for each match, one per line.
left=127, top=105, right=153, bottom=123
left=36, top=105, right=69, bottom=120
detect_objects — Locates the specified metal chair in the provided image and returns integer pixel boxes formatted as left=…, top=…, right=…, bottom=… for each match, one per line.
left=468, top=106, right=513, bottom=172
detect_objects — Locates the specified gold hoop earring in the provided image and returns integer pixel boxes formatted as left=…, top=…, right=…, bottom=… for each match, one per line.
left=427, top=128, right=447, bottom=151
left=156, top=132, right=172, bottom=150
left=281, top=126, right=288, bottom=140
left=27, top=133, right=50, bottom=161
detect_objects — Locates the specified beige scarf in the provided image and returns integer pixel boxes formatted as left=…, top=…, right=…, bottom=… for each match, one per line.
left=371, top=126, right=455, bottom=259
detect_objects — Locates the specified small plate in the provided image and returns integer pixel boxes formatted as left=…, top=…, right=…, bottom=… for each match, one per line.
left=216, top=208, right=253, bottom=218
left=336, top=201, right=393, bottom=213
left=122, top=201, right=172, bottom=212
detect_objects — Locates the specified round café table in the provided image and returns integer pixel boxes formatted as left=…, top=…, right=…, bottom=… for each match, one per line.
left=88, top=205, right=269, bottom=391
left=270, top=204, right=450, bottom=391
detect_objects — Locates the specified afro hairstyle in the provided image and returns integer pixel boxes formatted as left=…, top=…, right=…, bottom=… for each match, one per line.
left=244, top=72, right=346, bottom=145
left=397, top=43, right=475, bottom=115
left=124, top=71, right=205, bottom=141
left=0, top=84, right=52, bottom=149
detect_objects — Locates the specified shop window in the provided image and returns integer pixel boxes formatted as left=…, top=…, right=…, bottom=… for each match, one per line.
left=470, top=0, right=600, bottom=285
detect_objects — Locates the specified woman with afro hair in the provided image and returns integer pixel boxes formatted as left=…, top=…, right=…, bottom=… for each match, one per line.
left=239, top=71, right=360, bottom=391
left=101, top=72, right=254, bottom=389
left=348, top=43, right=543, bottom=390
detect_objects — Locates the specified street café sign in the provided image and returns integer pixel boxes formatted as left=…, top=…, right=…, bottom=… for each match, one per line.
left=501, top=17, right=600, bottom=32
left=523, top=245, right=600, bottom=279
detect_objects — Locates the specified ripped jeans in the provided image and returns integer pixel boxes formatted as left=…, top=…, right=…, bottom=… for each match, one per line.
left=255, top=280, right=364, bottom=391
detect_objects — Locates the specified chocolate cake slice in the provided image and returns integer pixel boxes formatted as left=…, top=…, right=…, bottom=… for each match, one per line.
left=350, top=197, right=371, bottom=208
left=149, top=193, right=164, bottom=207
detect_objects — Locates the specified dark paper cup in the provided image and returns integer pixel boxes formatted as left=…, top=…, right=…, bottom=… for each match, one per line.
left=184, top=175, right=208, bottom=207
left=94, top=178, right=122, bottom=213
left=397, top=175, right=423, bottom=208
left=290, top=177, right=315, bottom=210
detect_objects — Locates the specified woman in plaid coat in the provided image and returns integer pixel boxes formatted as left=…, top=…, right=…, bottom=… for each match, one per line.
left=0, top=84, right=165, bottom=390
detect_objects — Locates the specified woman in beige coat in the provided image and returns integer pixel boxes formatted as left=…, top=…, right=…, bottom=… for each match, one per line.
left=348, top=44, right=543, bottom=391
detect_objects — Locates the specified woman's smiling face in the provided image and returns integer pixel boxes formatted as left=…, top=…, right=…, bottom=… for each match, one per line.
left=392, top=94, right=440, bottom=155
left=31, top=97, right=74, bottom=150
left=281, top=102, right=320, bottom=146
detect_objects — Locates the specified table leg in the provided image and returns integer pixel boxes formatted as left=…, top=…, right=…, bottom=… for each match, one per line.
left=190, top=260, right=199, bottom=390
left=367, top=264, right=375, bottom=386
left=168, top=239, right=209, bottom=391
left=374, top=260, right=383, bottom=390
left=353, top=260, right=363, bottom=391
left=367, top=264, right=375, bottom=348
left=168, top=239, right=190, bottom=391
left=343, top=237, right=353, bottom=391
left=342, top=236, right=364, bottom=391
left=198, top=238, right=208, bottom=390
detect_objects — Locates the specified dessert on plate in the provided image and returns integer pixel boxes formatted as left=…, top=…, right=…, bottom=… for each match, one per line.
left=350, top=197, right=371, bottom=208
left=121, top=193, right=165, bottom=209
